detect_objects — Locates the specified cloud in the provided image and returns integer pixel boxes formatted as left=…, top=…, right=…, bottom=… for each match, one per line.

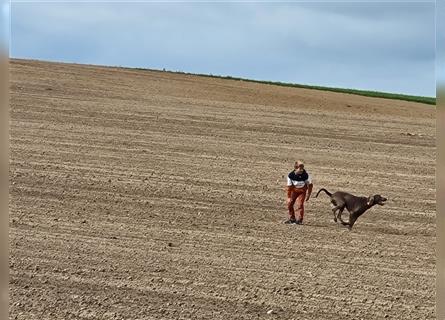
left=10, top=2, right=435, bottom=96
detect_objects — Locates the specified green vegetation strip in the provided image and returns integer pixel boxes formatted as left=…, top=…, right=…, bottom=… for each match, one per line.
left=138, top=68, right=436, bottom=105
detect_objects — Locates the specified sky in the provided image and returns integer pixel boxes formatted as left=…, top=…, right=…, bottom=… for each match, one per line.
left=10, top=1, right=436, bottom=97
left=438, top=0, right=445, bottom=89
left=0, top=0, right=9, bottom=54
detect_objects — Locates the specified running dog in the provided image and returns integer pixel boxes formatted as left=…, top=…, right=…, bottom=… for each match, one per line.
left=315, top=188, right=387, bottom=230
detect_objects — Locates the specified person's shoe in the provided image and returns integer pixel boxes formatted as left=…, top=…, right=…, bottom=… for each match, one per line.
left=295, top=219, right=303, bottom=225
left=284, top=219, right=297, bottom=224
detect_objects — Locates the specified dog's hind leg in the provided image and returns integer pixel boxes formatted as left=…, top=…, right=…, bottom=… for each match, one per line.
left=331, top=197, right=346, bottom=224
left=331, top=209, right=339, bottom=222
left=331, top=205, right=346, bottom=223
left=330, top=203, right=338, bottom=222
left=336, top=207, right=346, bottom=224
left=330, top=199, right=344, bottom=223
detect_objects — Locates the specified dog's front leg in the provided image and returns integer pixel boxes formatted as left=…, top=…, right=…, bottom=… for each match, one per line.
left=340, top=219, right=350, bottom=228
left=347, top=215, right=358, bottom=230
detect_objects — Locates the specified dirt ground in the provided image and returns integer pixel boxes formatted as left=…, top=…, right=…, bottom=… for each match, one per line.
left=9, top=59, right=436, bottom=320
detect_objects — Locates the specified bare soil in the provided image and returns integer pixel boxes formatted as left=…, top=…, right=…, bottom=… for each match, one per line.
left=9, top=59, right=436, bottom=319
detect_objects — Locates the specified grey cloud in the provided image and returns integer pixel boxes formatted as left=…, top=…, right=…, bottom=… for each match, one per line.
left=10, top=2, right=435, bottom=96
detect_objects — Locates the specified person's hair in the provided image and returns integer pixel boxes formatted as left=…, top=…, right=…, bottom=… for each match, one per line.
left=295, top=161, right=304, bottom=168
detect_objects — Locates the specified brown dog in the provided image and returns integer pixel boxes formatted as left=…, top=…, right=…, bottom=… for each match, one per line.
left=315, top=188, right=387, bottom=229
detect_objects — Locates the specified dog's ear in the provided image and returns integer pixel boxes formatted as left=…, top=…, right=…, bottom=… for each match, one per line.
left=367, top=196, right=375, bottom=206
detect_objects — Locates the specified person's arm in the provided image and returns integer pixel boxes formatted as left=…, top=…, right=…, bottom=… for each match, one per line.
left=286, top=175, right=293, bottom=198
left=306, top=183, right=313, bottom=201
left=305, top=174, right=313, bottom=201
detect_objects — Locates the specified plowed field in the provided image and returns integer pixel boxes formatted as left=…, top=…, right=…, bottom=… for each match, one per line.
left=9, top=59, right=436, bottom=320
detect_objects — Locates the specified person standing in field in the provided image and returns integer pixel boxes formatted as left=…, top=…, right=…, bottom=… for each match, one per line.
left=285, top=160, right=313, bottom=224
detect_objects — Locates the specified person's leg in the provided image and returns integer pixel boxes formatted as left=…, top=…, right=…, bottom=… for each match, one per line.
left=295, top=189, right=307, bottom=223
left=286, top=188, right=298, bottom=221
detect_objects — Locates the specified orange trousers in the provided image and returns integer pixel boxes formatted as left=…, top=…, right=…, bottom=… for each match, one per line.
left=287, top=186, right=307, bottom=221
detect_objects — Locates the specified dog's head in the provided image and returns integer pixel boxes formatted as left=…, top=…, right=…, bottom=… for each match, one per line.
left=367, top=194, right=387, bottom=206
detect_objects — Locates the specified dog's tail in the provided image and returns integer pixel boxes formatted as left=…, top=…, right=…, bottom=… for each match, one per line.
left=315, top=188, right=332, bottom=198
